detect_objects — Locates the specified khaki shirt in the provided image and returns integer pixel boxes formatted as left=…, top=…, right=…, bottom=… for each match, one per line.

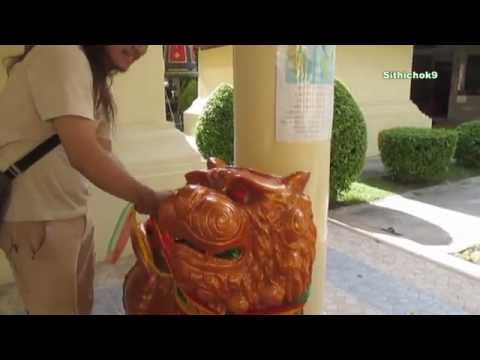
left=0, top=45, right=111, bottom=221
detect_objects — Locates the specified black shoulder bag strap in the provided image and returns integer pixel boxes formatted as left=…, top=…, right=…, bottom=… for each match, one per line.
left=3, top=134, right=60, bottom=180
left=1, top=134, right=60, bottom=220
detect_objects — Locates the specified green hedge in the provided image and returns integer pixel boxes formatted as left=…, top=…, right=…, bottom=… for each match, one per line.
left=455, top=120, right=480, bottom=168
left=330, top=80, right=367, bottom=201
left=379, top=127, right=458, bottom=183
left=196, top=83, right=234, bottom=164
left=178, top=78, right=198, bottom=115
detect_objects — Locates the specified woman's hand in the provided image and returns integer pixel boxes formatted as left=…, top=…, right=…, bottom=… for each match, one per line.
left=134, top=189, right=174, bottom=216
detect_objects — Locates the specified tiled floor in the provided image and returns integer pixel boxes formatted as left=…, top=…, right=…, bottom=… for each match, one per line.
left=0, top=256, right=135, bottom=315
left=0, top=224, right=471, bottom=315
left=324, top=247, right=468, bottom=315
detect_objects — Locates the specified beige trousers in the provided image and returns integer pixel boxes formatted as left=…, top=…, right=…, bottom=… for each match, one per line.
left=0, top=215, right=95, bottom=315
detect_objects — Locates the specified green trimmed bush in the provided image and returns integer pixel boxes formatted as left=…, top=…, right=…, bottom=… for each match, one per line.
left=455, top=120, right=480, bottom=168
left=178, top=78, right=198, bottom=115
left=379, top=127, right=458, bottom=183
left=196, top=83, right=234, bottom=164
left=330, top=80, right=367, bottom=201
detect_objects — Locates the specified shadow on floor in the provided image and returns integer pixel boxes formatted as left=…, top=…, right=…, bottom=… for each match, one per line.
left=401, top=180, right=480, bottom=219
left=331, top=203, right=453, bottom=246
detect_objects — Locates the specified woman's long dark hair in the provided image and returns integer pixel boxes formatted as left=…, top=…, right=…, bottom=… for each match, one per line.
left=4, top=45, right=115, bottom=122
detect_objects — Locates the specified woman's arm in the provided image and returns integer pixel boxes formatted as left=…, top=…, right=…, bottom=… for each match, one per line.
left=97, top=137, right=112, bottom=152
left=53, top=115, right=169, bottom=214
left=96, top=136, right=136, bottom=178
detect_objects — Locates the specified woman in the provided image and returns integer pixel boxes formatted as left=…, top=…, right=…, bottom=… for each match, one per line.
left=0, top=45, right=172, bottom=315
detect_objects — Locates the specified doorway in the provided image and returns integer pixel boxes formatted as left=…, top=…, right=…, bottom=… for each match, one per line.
left=431, top=61, right=452, bottom=119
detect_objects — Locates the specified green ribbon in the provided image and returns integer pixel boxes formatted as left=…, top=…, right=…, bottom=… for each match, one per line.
left=105, top=202, right=134, bottom=260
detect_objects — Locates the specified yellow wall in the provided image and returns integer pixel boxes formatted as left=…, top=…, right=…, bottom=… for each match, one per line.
left=336, top=45, right=431, bottom=156
left=112, top=45, right=168, bottom=127
left=183, top=46, right=234, bottom=136
left=198, top=46, right=233, bottom=98
left=197, top=45, right=431, bottom=157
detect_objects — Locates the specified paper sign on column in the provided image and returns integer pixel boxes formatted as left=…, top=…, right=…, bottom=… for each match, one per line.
left=275, top=45, right=336, bottom=143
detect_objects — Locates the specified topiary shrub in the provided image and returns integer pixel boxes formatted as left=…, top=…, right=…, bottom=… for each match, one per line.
left=379, top=127, right=458, bottom=183
left=455, top=120, right=480, bottom=168
left=196, top=83, right=234, bottom=164
left=330, top=79, right=367, bottom=202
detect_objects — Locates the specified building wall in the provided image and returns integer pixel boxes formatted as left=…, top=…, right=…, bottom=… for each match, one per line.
left=198, top=46, right=233, bottom=98
left=195, top=45, right=431, bottom=157
left=112, top=45, right=168, bottom=127
left=183, top=46, right=234, bottom=136
left=335, top=45, right=431, bottom=156
left=448, top=46, right=480, bottom=123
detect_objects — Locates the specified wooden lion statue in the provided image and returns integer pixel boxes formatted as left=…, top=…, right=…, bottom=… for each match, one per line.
left=122, top=158, right=317, bottom=315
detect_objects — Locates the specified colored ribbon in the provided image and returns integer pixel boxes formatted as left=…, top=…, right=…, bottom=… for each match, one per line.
left=106, top=203, right=135, bottom=264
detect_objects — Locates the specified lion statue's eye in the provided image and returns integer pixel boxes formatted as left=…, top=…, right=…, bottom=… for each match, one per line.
left=186, top=195, right=246, bottom=248
left=215, top=248, right=242, bottom=260
left=227, top=185, right=249, bottom=204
